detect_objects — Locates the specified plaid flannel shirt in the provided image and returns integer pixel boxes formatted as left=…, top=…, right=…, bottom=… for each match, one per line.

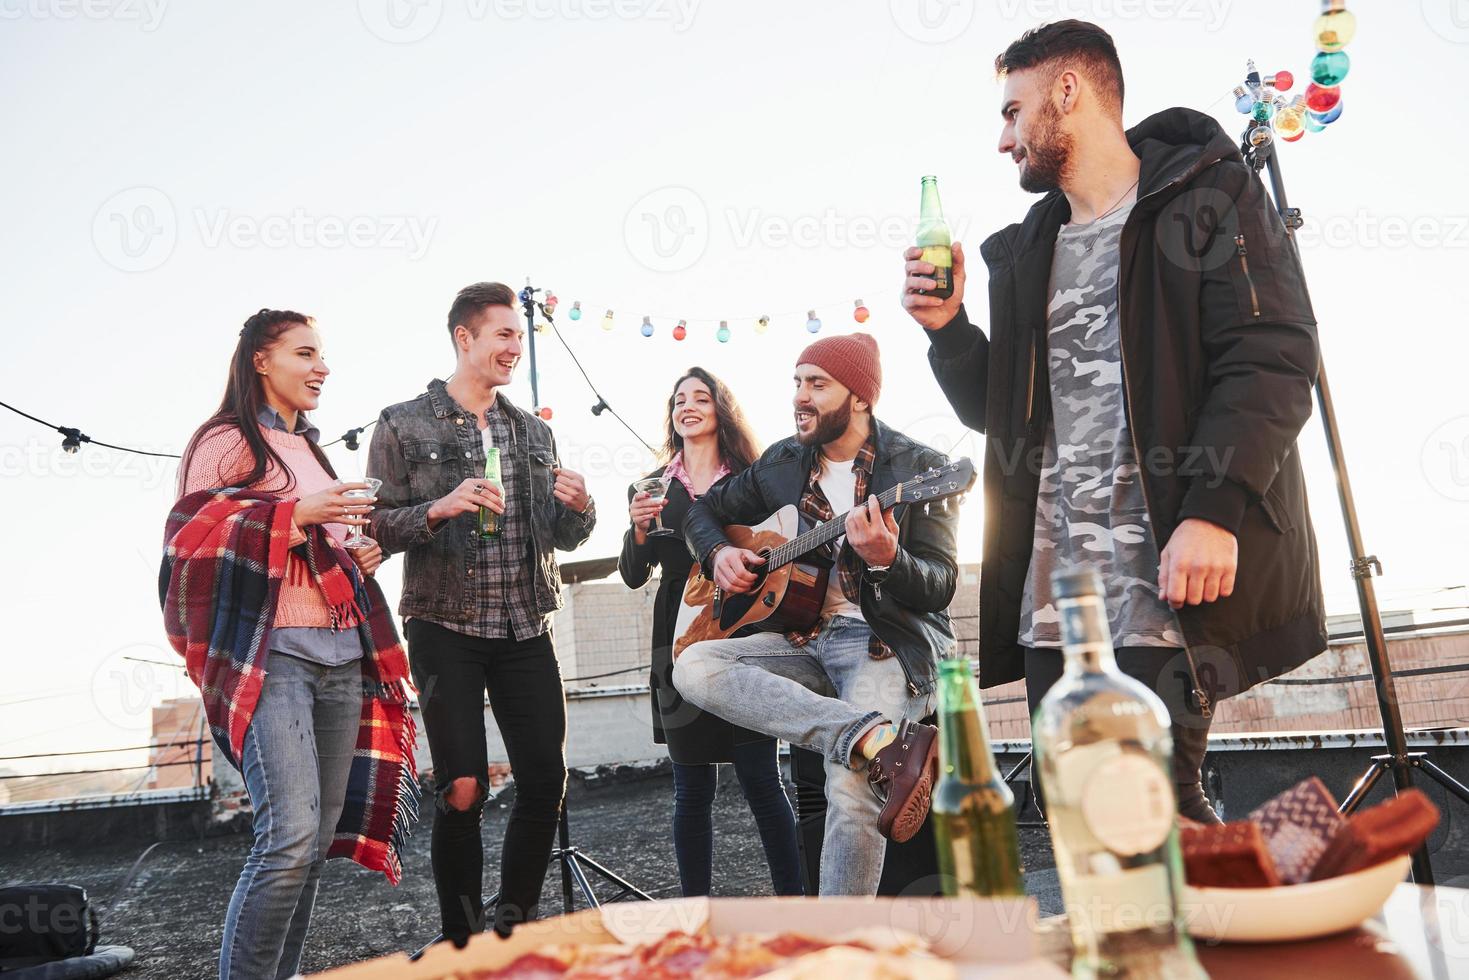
left=785, top=433, right=894, bottom=660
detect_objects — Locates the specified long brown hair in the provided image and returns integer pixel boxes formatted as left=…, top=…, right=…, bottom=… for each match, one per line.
left=660, top=367, right=761, bottom=473
left=178, top=309, right=338, bottom=495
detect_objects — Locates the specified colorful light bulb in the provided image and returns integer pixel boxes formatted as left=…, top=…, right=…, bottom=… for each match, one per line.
left=568, top=300, right=581, bottom=321
left=1304, top=82, right=1341, bottom=113
left=544, top=292, right=558, bottom=314
left=1252, top=100, right=1275, bottom=122
left=1304, top=113, right=1327, bottom=132
left=755, top=314, right=770, bottom=334
left=1314, top=8, right=1356, bottom=53
left=538, top=406, right=553, bottom=420
left=1233, top=86, right=1254, bottom=114
left=805, top=310, right=821, bottom=334
left=717, top=320, right=731, bottom=344
left=1275, top=107, right=1305, bottom=141
left=853, top=299, right=870, bottom=323
left=1311, top=50, right=1350, bottom=86
left=1248, top=125, right=1274, bottom=148
left=1267, top=70, right=1294, bottom=92
left=673, top=319, right=687, bottom=341
left=1309, top=99, right=1344, bottom=125
left=601, top=309, right=614, bottom=332
left=640, top=315, right=654, bottom=338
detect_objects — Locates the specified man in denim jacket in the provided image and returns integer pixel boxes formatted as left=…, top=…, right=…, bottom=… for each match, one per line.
left=368, top=281, right=595, bottom=943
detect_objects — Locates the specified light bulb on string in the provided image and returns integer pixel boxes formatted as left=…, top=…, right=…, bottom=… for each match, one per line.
left=755, top=314, right=770, bottom=335
left=1308, top=99, right=1344, bottom=125
left=569, top=301, right=582, bottom=321
left=641, top=315, right=654, bottom=338
left=673, top=319, right=687, bottom=341
left=538, top=406, right=553, bottom=421
left=1266, top=70, right=1294, bottom=92
left=717, top=320, right=731, bottom=344
left=1252, top=99, right=1275, bottom=122
left=1310, top=50, right=1350, bottom=86
left=544, top=291, right=557, bottom=314
left=1314, top=6, right=1356, bottom=53
left=1233, top=86, right=1253, bottom=113
left=1248, top=124, right=1274, bottom=148
left=1275, top=107, right=1306, bottom=141
left=805, top=310, right=821, bottom=334
left=1276, top=94, right=1308, bottom=141
left=853, top=299, right=870, bottom=323
left=60, top=427, right=84, bottom=454
left=1304, top=82, right=1341, bottom=113
left=1304, top=113, right=1327, bottom=132
left=601, top=309, right=614, bottom=332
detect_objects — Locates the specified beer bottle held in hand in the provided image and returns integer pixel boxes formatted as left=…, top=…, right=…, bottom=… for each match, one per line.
left=479, top=446, right=503, bottom=539
left=916, top=175, right=954, bottom=299
left=1032, top=568, right=1204, bottom=979
left=932, top=657, right=1026, bottom=897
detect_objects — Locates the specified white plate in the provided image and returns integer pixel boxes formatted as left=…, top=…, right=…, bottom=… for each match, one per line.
left=1181, top=854, right=1411, bottom=943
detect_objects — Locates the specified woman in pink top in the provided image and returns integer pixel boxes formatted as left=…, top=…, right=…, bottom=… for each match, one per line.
left=177, top=309, right=383, bottom=980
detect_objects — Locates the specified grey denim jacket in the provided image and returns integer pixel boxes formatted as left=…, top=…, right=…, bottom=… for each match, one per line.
left=365, top=379, right=596, bottom=623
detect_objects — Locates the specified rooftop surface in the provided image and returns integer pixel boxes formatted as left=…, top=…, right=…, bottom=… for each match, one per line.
left=3, top=771, right=1062, bottom=978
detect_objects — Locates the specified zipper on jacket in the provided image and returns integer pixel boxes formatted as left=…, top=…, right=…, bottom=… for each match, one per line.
left=1024, top=335, right=1038, bottom=429
left=1117, top=217, right=1212, bottom=719
left=1234, top=234, right=1261, bottom=318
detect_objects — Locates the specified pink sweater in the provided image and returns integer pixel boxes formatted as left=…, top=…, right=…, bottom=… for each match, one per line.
left=179, top=423, right=350, bottom=628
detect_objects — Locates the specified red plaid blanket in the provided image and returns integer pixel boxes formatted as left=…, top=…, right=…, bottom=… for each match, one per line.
left=160, top=488, right=419, bottom=883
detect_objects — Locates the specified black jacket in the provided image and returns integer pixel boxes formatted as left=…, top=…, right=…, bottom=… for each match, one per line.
left=927, top=106, right=1327, bottom=705
left=683, top=420, right=960, bottom=697
left=619, top=471, right=770, bottom=764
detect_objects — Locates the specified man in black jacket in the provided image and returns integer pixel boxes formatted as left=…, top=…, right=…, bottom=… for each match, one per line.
left=672, top=332, right=960, bottom=894
left=902, top=21, right=1327, bottom=822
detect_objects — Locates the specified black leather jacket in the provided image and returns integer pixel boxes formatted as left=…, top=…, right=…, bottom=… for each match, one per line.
left=683, top=419, right=959, bottom=696
left=365, top=380, right=596, bottom=622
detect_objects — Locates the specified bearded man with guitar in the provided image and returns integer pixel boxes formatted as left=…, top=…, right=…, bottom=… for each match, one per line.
left=672, top=333, right=967, bottom=896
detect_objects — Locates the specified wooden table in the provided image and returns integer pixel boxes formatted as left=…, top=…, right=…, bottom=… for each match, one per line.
left=1037, top=884, right=1469, bottom=978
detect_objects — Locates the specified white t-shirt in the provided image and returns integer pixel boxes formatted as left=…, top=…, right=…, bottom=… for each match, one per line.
left=816, top=456, right=865, bottom=623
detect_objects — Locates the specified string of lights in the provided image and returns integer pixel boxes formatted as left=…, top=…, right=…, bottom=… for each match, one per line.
left=0, top=399, right=376, bottom=460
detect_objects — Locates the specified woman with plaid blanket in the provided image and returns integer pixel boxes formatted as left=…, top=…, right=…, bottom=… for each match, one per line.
left=161, top=309, right=418, bottom=980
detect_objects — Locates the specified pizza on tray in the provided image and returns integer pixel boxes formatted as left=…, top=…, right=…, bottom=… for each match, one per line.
left=460, top=927, right=957, bottom=979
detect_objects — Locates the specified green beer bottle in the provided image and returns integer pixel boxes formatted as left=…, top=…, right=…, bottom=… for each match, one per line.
left=932, top=657, right=1025, bottom=897
left=917, top=175, right=954, bottom=299
left=479, top=446, right=502, bottom=539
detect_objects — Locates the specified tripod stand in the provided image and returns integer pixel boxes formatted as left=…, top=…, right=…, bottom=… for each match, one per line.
left=1239, top=107, right=1469, bottom=886
left=409, top=803, right=653, bottom=960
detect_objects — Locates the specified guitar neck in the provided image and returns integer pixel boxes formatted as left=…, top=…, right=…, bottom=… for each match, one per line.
left=765, top=483, right=902, bottom=571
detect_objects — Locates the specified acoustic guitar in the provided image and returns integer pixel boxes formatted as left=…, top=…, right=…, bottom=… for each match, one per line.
left=671, top=458, right=976, bottom=658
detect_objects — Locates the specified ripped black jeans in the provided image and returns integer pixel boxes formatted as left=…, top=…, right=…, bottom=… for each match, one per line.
left=406, top=619, right=568, bottom=943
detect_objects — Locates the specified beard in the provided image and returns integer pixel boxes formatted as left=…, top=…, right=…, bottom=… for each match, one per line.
left=1017, top=99, right=1073, bottom=194
left=796, top=398, right=853, bottom=447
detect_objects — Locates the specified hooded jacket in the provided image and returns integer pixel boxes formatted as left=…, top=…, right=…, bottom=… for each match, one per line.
left=927, top=106, right=1328, bottom=709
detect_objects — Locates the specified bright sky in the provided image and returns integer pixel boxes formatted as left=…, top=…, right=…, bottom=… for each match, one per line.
left=3, top=2, right=1468, bottom=781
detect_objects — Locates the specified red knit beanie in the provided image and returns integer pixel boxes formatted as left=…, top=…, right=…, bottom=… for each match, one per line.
left=795, top=332, right=882, bottom=407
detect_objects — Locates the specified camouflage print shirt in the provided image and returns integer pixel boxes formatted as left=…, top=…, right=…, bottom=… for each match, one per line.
left=1019, top=201, right=1186, bottom=650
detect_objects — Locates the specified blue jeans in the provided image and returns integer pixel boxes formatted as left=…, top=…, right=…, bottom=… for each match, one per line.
left=672, top=739, right=804, bottom=897
left=220, top=653, right=360, bottom=980
left=671, top=616, right=932, bottom=895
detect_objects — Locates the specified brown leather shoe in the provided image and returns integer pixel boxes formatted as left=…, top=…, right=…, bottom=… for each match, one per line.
left=867, top=720, right=939, bottom=843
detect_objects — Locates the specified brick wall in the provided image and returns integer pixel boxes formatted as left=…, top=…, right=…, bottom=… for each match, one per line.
left=556, top=563, right=1469, bottom=739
